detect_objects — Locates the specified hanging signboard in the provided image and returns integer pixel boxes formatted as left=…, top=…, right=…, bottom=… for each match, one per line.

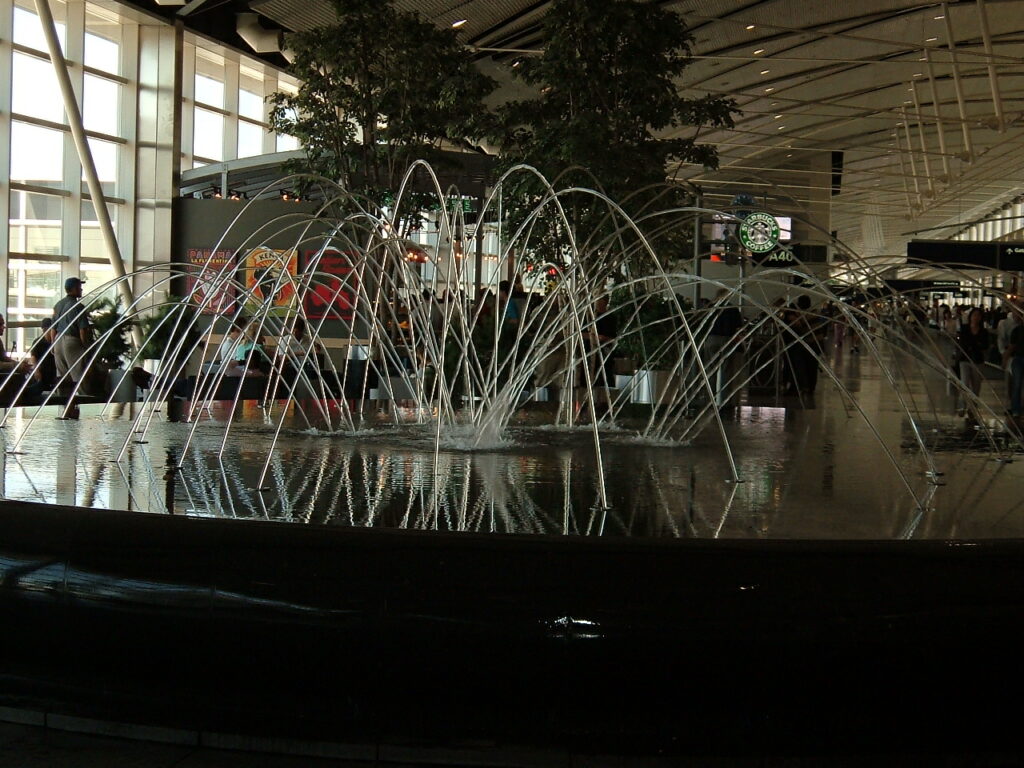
left=303, top=249, right=358, bottom=322
left=186, top=248, right=235, bottom=315
left=244, top=247, right=299, bottom=315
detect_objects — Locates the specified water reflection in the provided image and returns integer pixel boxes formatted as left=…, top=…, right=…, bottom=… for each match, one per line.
left=2, top=390, right=1023, bottom=540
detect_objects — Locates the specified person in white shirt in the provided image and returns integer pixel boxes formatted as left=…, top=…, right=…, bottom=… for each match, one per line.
left=216, top=316, right=249, bottom=366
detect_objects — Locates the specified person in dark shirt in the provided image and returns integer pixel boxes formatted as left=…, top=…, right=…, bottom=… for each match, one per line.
left=1003, top=320, right=1024, bottom=422
left=704, top=288, right=744, bottom=407
left=27, top=318, right=57, bottom=398
left=956, top=307, right=990, bottom=422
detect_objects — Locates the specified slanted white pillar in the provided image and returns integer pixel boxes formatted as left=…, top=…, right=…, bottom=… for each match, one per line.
left=33, top=0, right=143, bottom=348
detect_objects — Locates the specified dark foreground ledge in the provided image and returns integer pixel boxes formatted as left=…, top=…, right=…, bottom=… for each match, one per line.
left=1, top=499, right=1023, bottom=761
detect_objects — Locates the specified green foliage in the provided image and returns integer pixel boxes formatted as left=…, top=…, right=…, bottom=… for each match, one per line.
left=268, top=0, right=496, bottom=207
left=612, top=289, right=687, bottom=370
left=89, top=297, right=133, bottom=370
left=138, top=302, right=200, bottom=360
left=491, top=0, right=739, bottom=270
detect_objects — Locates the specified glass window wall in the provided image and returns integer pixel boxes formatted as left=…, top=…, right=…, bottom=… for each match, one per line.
left=11, top=51, right=64, bottom=123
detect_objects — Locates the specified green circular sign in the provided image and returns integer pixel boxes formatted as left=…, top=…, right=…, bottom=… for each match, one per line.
left=738, top=212, right=780, bottom=253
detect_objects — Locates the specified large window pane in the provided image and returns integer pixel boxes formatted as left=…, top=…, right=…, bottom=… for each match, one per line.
left=239, top=88, right=264, bottom=121
left=238, top=120, right=264, bottom=158
left=12, top=52, right=64, bottom=123
left=84, top=4, right=121, bottom=76
left=80, top=200, right=119, bottom=261
left=84, top=138, right=118, bottom=190
left=83, top=74, right=120, bottom=135
left=84, top=32, right=119, bottom=74
left=82, top=264, right=117, bottom=305
left=193, top=108, right=224, bottom=160
left=276, top=133, right=300, bottom=153
left=10, top=121, right=65, bottom=187
left=13, top=5, right=65, bottom=53
left=8, top=259, right=62, bottom=323
left=9, top=191, right=63, bottom=256
left=195, top=74, right=224, bottom=109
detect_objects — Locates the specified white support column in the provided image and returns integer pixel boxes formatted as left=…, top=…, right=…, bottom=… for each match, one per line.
left=223, top=53, right=239, bottom=165
left=942, top=3, right=974, bottom=162
left=33, top=0, right=140, bottom=346
left=910, top=81, right=934, bottom=197
left=898, top=110, right=922, bottom=209
left=975, top=0, right=1005, bottom=132
left=924, top=49, right=952, bottom=183
left=0, top=4, right=13, bottom=324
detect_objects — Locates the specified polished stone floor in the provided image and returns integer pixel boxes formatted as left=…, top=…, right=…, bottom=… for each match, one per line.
left=1, top=343, right=1022, bottom=539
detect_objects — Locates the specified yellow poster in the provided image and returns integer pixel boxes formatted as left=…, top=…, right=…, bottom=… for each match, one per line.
left=245, top=247, right=298, bottom=314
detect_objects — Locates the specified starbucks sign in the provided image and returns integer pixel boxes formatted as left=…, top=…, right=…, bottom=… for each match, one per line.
left=738, top=212, right=780, bottom=253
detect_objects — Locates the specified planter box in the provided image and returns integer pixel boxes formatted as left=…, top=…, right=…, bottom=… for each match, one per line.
left=629, top=369, right=678, bottom=405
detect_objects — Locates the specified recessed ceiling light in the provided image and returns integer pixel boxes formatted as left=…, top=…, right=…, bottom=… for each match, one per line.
left=451, top=18, right=467, bottom=28
left=934, top=14, right=945, bottom=20
left=786, top=153, right=793, bottom=158
left=765, top=87, right=774, bottom=93
left=913, top=73, right=923, bottom=77
left=926, top=37, right=938, bottom=42
left=745, top=24, right=756, bottom=30
left=904, top=99, right=912, bottom=104
left=774, top=114, right=782, bottom=119
left=754, top=48, right=765, bottom=55
left=760, top=69, right=770, bottom=75
left=777, top=125, right=785, bottom=130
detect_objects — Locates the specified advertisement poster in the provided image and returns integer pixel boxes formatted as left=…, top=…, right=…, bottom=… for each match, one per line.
left=186, top=248, right=235, bottom=315
left=245, top=247, right=299, bottom=314
left=303, top=249, right=358, bottom=321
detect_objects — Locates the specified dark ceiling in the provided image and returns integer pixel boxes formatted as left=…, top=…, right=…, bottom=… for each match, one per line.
left=129, top=0, right=1024, bottom=257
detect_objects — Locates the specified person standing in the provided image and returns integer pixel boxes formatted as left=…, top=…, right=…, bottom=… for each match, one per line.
left=51, top=277, right=95, bottom=396
left=1003, top=318, right=1024, bottom=425
left=704, top=288, right=744, bottom=408
left=996, top=300, right=1022, bottom=404
left=955, top=307, right=989, bottom=424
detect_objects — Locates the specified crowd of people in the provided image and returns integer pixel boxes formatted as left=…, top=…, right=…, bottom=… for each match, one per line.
left=1, top=275, right=1023, bottom=430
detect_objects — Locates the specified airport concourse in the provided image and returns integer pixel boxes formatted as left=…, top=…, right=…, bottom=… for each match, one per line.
left=1, top=0, right=1024, bottom=765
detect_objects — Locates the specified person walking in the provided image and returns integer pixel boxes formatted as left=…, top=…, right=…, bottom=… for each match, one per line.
left=955, top=307, right=990, bottom=424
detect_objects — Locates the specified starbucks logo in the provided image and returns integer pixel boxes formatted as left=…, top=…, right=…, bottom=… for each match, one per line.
left=738, top=212, right=781, bottom=253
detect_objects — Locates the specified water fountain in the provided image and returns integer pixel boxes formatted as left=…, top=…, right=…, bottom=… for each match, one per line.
left=1, top=163, right=1022, bottom=538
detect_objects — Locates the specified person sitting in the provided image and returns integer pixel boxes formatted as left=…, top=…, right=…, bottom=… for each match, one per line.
left=226, top=334, right=271, bottom=377
left=276, top=317, right=324, bottom=376
left=0, top=315, right=30, bottom=405
left=23, top=318, right=57, bottom=401
left=216, top=316, right=249, bottom=366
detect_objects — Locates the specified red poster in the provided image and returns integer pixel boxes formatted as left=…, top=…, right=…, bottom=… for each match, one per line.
left=186, top=248, right=235, bottom=315
left=304, top=249, right=358, bottom=321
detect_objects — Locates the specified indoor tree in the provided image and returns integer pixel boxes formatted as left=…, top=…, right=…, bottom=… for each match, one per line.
left=492, top=0, right=739, bottom=271
left=268, top=0, right=496, bottom=225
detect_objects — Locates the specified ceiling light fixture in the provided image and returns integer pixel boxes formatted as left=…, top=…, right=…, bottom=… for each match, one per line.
left=777, top=125, right=785, bottom=130
left=451, top=18, right=467, bottom=28
left=753, top=48, right=765, bottom=55
left=760, top=69, right=770, bottom=75
left=934, top=14, right=944, bottom=20
left=774, top=114, right=782, bottom=119
left=926, top=37, right=938, bottom=42
left=745, top=24, right=755, bottom=30
left=765, top=87, right=774, bottom=93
